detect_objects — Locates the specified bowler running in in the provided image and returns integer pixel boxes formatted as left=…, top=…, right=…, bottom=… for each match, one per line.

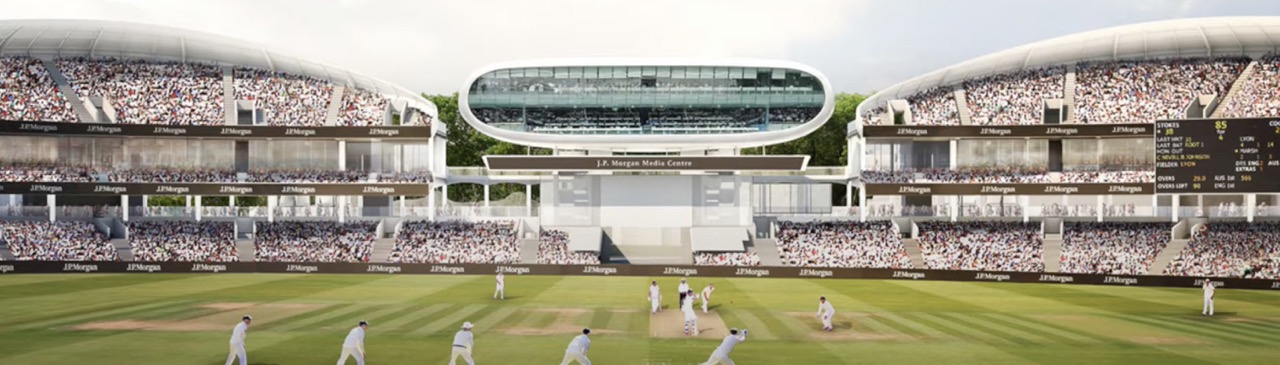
left=450, top=322, right=475, bottom=365
left=700, top=283, right=715, bottom=313
left=336, top=320, right=367, bottom=365
left=224, top=315, right=251, bottom=365
left=1203, top=279, right=1216, bottom=316
left=559, top=328, right=592, bottom=365
left=817, top=296, right=836, bottom=331
left=700, top=328, right=747, bottom=365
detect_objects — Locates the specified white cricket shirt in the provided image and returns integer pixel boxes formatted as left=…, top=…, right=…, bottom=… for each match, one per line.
left=566, top=334, right=590, bottom=353
left=713, top=333, right=746, bottom=355
left=229, top=322, right=247, bottom=345
left=453, top=330, right=474, bottom=348
left=343, top=327, right=365, bottom=349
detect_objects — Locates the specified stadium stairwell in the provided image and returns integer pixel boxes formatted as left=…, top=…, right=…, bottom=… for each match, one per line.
left=325, top=85, right=346, bottom=126
left=901, top=238, right=925, bottom=268
left=954, top=90, right=973, bottom=125
left=222, top=66, right=236, bottom=125
left=42, top=60, right=98, bottom=123
left=0, top=246, right=13, bottom=260
left=749, top=238, right=782, bottom=266
left=235, top=239, right=255, bottom=262
left=1210, top=60, right=1259, bottom=118
left=1148, top=237, right=1192, bottom=275
left=370, top=238, right=397, bottom=262
left=109, top=238, right=134, bottom=261
left=517, top=238, right=541, bottom=264
left=1041, top=233, right=1063, bottom=272
left=1063, top=64, right=1077, bottom=123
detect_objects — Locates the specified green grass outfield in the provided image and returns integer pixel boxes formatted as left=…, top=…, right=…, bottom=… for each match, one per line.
left=1, top=274, right=1279, bottom=364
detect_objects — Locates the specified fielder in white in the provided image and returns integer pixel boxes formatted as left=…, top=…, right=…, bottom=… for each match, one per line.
left=816, top=296, right=835, bottom=331
left=224, top=315, right=251, bottom=365
left=559, top=328, right=592, bottom=365
left=700, top=283, right=715, bottom=314
left=494, top=272, right=505, bottom=300
left=648, top=281, right=662, bottom=314
left=1202, top=279, right=1215, bottom=316
left=336, top=320, right=367, bottom=365
left=700, top=328, right=747, bottom=365
left=683, top=290, right=699, bottom=335
left=450, top=322, right=475, bottom=365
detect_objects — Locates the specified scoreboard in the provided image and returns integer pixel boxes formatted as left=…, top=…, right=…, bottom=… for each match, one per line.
left=1155, top=118, right=1280, bottom=193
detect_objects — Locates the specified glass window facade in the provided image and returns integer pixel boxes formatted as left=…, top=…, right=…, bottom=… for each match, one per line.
left=467, top=66, right=824, bottom=135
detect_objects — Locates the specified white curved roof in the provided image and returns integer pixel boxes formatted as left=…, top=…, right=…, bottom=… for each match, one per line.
left=457, top=58, right=835, bottom=151
left=0, top=19, right=436, bottom=118
left=859, top=16, right=1280, bottom=118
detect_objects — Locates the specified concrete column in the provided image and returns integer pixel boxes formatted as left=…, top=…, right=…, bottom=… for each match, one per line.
left=1021, top=195, right=1029, bottom=223
left=1096, top=195, right=1103, bottom=222
left=949, top=140, right=958, bottom=169
left=1152, top=194, right=1158, bottom=218
left=950, top=195, right=959, bottom=222
left=399, top=196, right=406, bottom=217
left=442, top=185, right=449, bottom=207
left=1247, top=194, right=1256, bottom=223
left=121, top=195, right=129, bottom=222
left=1172, top=194, right=1180, bottom=222
left=268, top=196, right=277, bottom=223
left=48, top=194, right=56, bottom=223
left=525, top=184, right=532, bottom=217
left=858, top=187, right=867, bottom=222
left=428, top=186, right=437, bottom=220
left=845, top=183, right=854, bottom=210
left=338, top=140, right=347, bottom=171
left=338, top=196, right=347, bottom=223
left=483, top=184, right=491, bottom=214
left=195, top=196, right=203, bottom=221
left=186, top=195, right=192, bottom=208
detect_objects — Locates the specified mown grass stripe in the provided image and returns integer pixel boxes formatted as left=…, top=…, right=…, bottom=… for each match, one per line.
left=252, top=303, right=349, bottom=331
left=471, top=306, right=520, bottom=333
left=364, top=304, right=429, bottom=327
left=852, top=314, right=908, bottom=337
left=325, top=305, right=411, bottom=331
left=1160, top=316, right=1280, bottom=340
left=272, top=303, right=374, bottom=332
left=605, top=310, right=634, bottom=334
left=863, top=314, right=927, bottom=338
left=3, top=297, right=174, bottom=327
left=516, top=310, right=556, bottom=328
left=15, top=300, right=192, bottom=330
left=1203, top=318, right=1280, bottom=336
left=722, top=309, right=777, bottom=340
left=1116, top=315, right=1269, bottom=346
left=980, top=313, right=1103, bottom=344
left=302, top=304, right=393, bottom=331
left=412, top=304, right=487, bottom=335
left=908, top=312, right=1013, bottom=345
left=939, top=312, right=1047, bottom=345
left=381, top=303, right=452, bottom=332
left=589, top=309, right=613, bottom=331
left=876, top=312, right=956, bottom=341
left=628, top=309, right=649, bottom=336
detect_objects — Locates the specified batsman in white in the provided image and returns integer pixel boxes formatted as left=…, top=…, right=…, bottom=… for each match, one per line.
left=648, top=281, right=662, bottom=314
left=700, top=328, right=747, bottom=365
left=683, top=289, right=699, bottom=335
left=816, top=296, right=835, bottom=331
left=495, top=272, right=505, bottom=300
left=450, top=322, right=476, bottom=365
left=700, top=283, right=715, bottom=314
left=224, top=315, right=251, bottom=365
left=1202, top=279, right=1215, bottom=316
left=336, top=320, right=367, bottom=365
left=559, top=328, right=592, bottom=365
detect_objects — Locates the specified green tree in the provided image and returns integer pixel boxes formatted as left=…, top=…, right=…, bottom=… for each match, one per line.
left=425, top=93, right=547, bottom=203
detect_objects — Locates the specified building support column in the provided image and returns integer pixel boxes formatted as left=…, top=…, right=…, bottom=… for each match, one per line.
left=428, top=186, right=437, bottom=221
left=268, top=196, right=277, bottom=223
left=1021, top=195, right=1029, bottom=223
left=338, top=196, right=347, bottom=223
left=48, top=194, right=56, bottom=223
left=195, top=196, right=203, bottom=221
left=122, top=195, right=129, bottom=222
left=1247, top=194, right=1256, bottom=222
left=1095, top=195, right=1103, bottom=222
left=1172, top=194, right=1180, bottom=222
left=525, top=184, right=533, bottom=217
left=483, top=184, right=491, bottom=215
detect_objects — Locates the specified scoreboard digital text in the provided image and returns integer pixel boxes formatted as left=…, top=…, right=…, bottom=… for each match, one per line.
left=1155, top=118, right=1280, bottom=193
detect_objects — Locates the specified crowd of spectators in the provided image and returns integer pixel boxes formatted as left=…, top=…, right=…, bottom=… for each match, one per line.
left=246, top=169, right=369, bottom=183
left=776, top=221, right=911, bottom=268
left=390, top=220, right=518, bottom=264
left=862, top=167, right=1152, bottom=184
left=1061, top=222, right=1171, bottom=275
left=1164, top=223, right=1280, bottom=279
left=339, top=87, right=390, bottom=126
left=0, top=160, right=431, bottom=184
left=58, top=57, right=225, bottom=125
left=1220, top=54, right=1280, bottom=118
left=917, top=221, right=1044, bottom=272
left=860, top=105, right=887, bottom=125
left=963, top=67, right=1064, bottom=125
left=254, top=221, right=376, bottom=262
left=235, top=67, right=333, bottom=126
left=908, top=86, right=959, bottom=125
left=1, top=221, right=117, bottom=261
left=0, top=57, right=79, bottom=122
left=919, top=166, right=1051, bottom=183
left=108, top=167, right=237, bottom=183
left=1075, top=58, right=1247, bottom=124
left=0, top=160, right=95, bottom=182
left=536, top=229, right=600, bottom=265
left=1059, top=170, right=1154, bottom=183
left=694, top=251, right=760, bottom=266
left=129, top=221, right=237, bottom=262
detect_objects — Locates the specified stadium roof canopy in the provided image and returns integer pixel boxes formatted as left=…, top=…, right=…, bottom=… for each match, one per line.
left=858, top=16, right=1280, bottom=118
left=0, top=19, right=436, bottom=117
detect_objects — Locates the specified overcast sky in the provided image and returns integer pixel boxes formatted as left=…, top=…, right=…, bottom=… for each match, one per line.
left=2, top=0, right=1278, bottom=95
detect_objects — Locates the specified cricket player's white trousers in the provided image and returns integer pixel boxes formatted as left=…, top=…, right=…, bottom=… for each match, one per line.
left=701, top=352, right=736, bottom=365
left=450, top=346, right=475, bottom=365
left=225, top=343, right=246, bottom=365
left=495, top=284, right=504, bottom=299
left=560, top=350, right=591, bottom=365
left=650, top=297, right=660, bottom=313
left=337, top=346, right=364, bottom=365
left=1203, top=298, right=1214, bottom=315
left=822, top=314, right=833, bottom=329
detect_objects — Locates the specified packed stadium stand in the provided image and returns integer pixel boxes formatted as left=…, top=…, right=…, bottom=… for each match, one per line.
left=390, top=221, right=519, bottom=264
left=0, top=56, right=79, bottom=122
left=775, top=221, right=911, bottom=268
left=1073, top=58, right=1247, bottom=124
left=254, top=221, right=377, bottom=262
left=234, top=67, right=334, bottom=126
left=536, top=229, right=601, bottom=265
left=1060, top=222, right=1172, bottom=275
left=1218, top=53, right=1280, bottom=118
left=963, top=67, right=1064, bottom=125
left=917, top=222, right=1044, bottom=272
left=0, top=221, right=116, bottom=261
left=1163, top=223, right=1280, bottom=279
left=128, top=221, right=238, bottom=262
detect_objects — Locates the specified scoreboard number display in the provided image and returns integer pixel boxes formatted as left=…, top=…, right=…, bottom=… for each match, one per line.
left=1155, top=118, right=1280, bottom=193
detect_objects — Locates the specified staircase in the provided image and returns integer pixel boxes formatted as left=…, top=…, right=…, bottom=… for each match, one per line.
left=1063, top=64, right=1077, bottom=123
left=110, top=238, right=133, bottom=261
left=1148, top=238, right=1191, bottom=275
left=369, top=238, right=397, bottom=262
left=902, top=238, right=925, bottom=269
left=607, top=227, right=692, bottom=264
left=222, top=66, right=237, bottom=125
left=954, top=90, right=973, bottom=125
left=1210, top=61, right=1258, bottom=118
left=235, top=240, right=256, bottom=262
left=518, top=238, right=541, bottom=264
left=325, top=85, right=346, bottom=126
left=0, top=246, right=14, bottom=260
left=42, top=60, right=97, bottom=123
left=1042, top=234, right=1064, bottom=272
left=750, top=238, right=782, bottom=266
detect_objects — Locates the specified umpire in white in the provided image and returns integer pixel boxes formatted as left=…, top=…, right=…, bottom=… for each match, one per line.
left=224, top=315, right=251, bottom=365
left=337, top=320, right=367, bottom=365
left=450, top=321, right=476, bottom=365
left=559, top=328, right=592, bottom=365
